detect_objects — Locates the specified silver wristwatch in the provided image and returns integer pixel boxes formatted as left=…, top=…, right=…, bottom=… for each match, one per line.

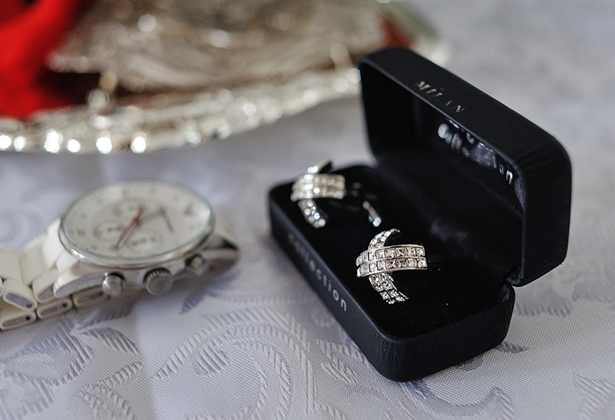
left=0, top=179, right=238, bottom=330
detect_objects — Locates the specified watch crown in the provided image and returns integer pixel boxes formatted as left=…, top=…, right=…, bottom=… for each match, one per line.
left=102, top=273, right=125, bottom=297
left=144, top=268, right=173, bottom=295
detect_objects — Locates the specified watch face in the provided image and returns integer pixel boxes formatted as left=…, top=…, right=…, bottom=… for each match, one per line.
left=60, top=180, right=214, bottom=268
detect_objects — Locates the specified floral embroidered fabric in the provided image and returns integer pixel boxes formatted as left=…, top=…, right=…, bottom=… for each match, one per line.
left=0, top=0, right=612, bottom=418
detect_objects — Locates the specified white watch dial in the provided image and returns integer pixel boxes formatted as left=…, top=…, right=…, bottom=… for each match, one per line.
left=60, top=180, right=214, bottom=267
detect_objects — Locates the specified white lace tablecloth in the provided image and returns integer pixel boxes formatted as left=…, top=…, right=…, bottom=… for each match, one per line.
left=1, top=0, right=614, bottom=418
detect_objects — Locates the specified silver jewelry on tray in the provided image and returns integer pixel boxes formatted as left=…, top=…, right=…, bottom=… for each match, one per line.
left=356, top=229, right=427, bottom=304
left=0, top=1, right=448, bottom=154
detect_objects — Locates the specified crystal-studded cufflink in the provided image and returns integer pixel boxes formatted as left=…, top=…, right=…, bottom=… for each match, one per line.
left=355, top=229, right=427, bottom=304
left=290, top=161, right=382, bottom=229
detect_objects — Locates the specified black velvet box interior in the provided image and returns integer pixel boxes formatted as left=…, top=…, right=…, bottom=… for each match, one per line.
left=268, top=47, right=572, bottom=381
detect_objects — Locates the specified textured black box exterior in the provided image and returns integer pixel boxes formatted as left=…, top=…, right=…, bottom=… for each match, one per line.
left=270, top=189, right=515, bottom=381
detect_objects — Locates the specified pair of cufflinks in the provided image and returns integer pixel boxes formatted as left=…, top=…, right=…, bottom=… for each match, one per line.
left=290, top=161, right=428, bottom=304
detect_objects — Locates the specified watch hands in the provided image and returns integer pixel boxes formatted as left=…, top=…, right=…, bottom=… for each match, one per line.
left=114, top=206, right=145, bottom=249
left=162, top=208, right=174, bottom=232
left=114, top=207, right=174, bottom=251
left=137, top=207, right=174, bottom=232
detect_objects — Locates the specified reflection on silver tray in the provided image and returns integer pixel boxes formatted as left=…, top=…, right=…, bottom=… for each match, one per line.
left=0, top=0, right=448, bottom=154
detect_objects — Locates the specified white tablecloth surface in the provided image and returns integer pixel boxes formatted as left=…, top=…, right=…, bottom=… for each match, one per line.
left=1, top=0, right=614, bottom=418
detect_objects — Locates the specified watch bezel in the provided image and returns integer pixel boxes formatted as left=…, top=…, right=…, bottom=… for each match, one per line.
left=58, top=180, right=216, bottom=269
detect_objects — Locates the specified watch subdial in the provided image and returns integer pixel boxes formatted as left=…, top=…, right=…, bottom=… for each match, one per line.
left=94, top=220, right=125, bottom=241
left=124, top=229, right=163, bottom=255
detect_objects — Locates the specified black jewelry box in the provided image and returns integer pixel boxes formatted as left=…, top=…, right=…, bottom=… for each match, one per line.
left=268, top=47, right=571, bottom=381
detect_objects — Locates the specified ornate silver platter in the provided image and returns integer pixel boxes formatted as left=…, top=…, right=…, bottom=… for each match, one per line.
left=0, top=0, right=448, bottom=154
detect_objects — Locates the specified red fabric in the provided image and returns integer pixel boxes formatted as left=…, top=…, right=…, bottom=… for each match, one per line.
left=0, top=0, right=90, bottom=120
left=382, top=19, right=414, bottom=50
left=0, top=1, right=28, bottom=25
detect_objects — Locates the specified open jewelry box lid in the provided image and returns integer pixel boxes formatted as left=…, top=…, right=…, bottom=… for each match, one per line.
left=359, top=47, right=572, bottom=287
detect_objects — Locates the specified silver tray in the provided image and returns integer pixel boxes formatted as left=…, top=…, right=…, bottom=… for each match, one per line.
left=0, top=0, right=448, bottom=154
